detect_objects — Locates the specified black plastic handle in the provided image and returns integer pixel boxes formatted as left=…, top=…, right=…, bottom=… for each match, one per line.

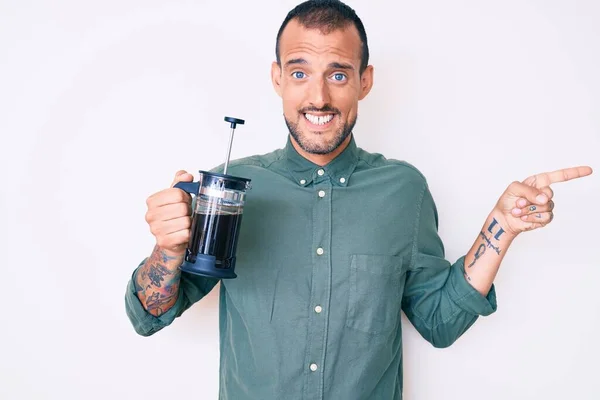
left=174, top=181, right=200, bottom=195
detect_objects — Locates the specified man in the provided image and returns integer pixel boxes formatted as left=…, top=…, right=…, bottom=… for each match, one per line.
left=124, top=1, right=592, bottom=398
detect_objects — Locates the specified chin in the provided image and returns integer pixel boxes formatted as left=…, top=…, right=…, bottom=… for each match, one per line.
left=305, top=139, right=337, bottom=154
left=285, top=113, right=353, bottom=156
left=295, top=130, right=347, bottom=155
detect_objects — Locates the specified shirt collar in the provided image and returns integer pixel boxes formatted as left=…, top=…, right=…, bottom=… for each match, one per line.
left=284, top=135, right=359, bottom=187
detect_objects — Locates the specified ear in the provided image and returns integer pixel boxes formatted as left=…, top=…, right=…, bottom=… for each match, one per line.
left=358, top=65, right=374, bottom=100
left=271, top=61, right=282, bottom=97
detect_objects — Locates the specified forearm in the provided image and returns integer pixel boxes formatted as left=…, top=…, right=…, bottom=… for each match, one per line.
left=463, top=209, right=516, bottom=296
left=134, top=245, right=184, bottom=316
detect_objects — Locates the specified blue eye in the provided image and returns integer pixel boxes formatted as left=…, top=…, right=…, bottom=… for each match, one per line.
left=333, top=73, right=346, bottom=81
left=292, top=71, right=306, bottom=79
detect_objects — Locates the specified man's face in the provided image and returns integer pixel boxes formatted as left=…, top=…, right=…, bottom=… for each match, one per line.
left=272, top=19, right=373, bottom=155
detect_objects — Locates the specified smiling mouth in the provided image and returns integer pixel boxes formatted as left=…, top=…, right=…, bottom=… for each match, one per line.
left=304, top=113, right=335, bottom=126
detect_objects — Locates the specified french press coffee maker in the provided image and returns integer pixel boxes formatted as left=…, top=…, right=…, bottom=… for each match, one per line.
left=174, top=117, right=251, bottom=279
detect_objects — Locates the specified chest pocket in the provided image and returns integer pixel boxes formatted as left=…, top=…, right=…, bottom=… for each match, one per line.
left=346, top=254, right=407, bottom=336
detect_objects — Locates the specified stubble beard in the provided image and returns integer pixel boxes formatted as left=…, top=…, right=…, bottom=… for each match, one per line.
left=284, top=113, right=357, bottom=155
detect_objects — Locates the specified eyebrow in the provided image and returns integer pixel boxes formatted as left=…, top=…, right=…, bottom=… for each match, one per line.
left=328, top=62, right=354, bottom=71
left=284, top=58, right=308, bottom=68
left=284, top=58, right=355, bottom=71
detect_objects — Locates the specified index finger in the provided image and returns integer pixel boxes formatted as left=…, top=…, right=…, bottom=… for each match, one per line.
left=536, top=166, right=593, bottom=186
left=171, top=170, right=193, bottom=187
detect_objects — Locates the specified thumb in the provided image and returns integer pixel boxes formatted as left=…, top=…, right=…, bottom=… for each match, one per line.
left=171, top=170, right=194, bottom=187
left=511, top=182, right=548, bottom=206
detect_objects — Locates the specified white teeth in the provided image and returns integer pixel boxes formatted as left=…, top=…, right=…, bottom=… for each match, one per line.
left=305, top=113, right=334, bottom=125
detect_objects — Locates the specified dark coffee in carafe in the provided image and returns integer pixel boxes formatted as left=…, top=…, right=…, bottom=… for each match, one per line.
left=188, top=211, right=243, bottom=269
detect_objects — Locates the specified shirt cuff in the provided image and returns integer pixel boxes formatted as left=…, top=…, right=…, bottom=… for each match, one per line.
left=124, top=266, right=186, bottom=336
left=447, top=255, right=498, bottom=317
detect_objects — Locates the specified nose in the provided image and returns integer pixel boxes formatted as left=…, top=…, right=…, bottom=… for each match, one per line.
left=307, top=76, right=331, bottom=109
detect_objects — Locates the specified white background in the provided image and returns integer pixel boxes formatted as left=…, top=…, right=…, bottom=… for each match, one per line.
left=1, top=0, right=599, bottom=399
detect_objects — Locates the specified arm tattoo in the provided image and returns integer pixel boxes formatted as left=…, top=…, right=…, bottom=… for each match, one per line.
left=140, top=246, right=180, bottom=289
left=164, top=283, right=177, bottom=295
left=478, top=231, right=502, bottom=255
left=468, top=218, right=506, bottom=273
left=467, top=243, right=487, bottom=268
left=146, top=291, right=178, bottom=316
left=161, top=250, right=179, bottom=263
left=487, top=218, right=505, bottom=240
left=134, top=276, right=144, bottom=293
left=147, top=264, right=173, bottom=288
left=134, top=246, right=182, bottom=314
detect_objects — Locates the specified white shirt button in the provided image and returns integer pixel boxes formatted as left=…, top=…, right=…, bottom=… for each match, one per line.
left=318, top=190, right=326, bottom=198
left=310, top=363, right=318, bottom=372
left=316, top=247, right=324, bottom=255
left=339, top=177, right=346, bottom=183
left=315, top=305, right=323, bottom=313
left=300, top=179, right=306, bottom=185
left=317, top=169, right=325, bottom=176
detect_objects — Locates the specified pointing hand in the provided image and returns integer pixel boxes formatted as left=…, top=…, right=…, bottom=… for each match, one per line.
left=494, top=166, right=593, bottom=237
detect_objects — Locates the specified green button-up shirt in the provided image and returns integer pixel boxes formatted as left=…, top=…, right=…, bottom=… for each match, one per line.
left=125, top=135, right=497, bottom=400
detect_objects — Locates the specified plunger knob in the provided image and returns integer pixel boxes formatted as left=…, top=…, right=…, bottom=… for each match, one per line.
left=224, top=117, right=245, bottom=129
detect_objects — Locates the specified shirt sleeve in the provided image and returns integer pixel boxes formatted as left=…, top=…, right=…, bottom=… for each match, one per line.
left=401, top=181, right=498, bottom=348
left=124, top=259, right=220, bottom=337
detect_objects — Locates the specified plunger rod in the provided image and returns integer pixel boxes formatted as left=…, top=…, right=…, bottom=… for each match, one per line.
left=222, top=116, right=245, bottom=175
left=223, top=126, right=235, bottom=175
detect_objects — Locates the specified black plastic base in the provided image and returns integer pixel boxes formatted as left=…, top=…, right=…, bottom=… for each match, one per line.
left=179, top=254, right=237, bottom=279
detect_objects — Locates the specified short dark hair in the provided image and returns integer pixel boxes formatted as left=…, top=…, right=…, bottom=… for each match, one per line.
left=275, top=0, right=370, bottom=74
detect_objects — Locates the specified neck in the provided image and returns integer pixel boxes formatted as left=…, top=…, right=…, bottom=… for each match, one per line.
left=290, top=134, right=352, bottom=166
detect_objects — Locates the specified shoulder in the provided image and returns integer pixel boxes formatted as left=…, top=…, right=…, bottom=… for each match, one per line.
left=210, top=148, right=284, bottom=174
left=355, top=147, right=428, bottom=185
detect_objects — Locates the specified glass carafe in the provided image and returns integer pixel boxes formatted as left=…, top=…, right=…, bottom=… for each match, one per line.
left=175, top=171, right=251, bottom=279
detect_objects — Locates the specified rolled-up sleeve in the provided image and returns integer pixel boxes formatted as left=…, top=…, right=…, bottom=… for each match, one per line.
left=124, top=260, right=219, bottom=337
left=401, top=181, right=497, bottom=348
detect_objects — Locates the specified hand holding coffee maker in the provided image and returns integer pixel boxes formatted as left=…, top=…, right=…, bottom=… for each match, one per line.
left=144, top=170, right=195, bottom=257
